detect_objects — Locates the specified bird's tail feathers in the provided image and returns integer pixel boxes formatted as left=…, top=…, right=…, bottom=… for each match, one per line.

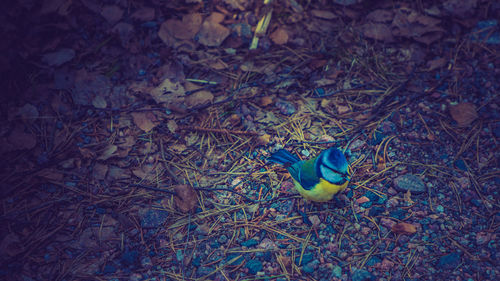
left=268, top=149, right=300, bottom=165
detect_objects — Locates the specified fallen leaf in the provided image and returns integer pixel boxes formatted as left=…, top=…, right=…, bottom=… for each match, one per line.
left=366, top=9, right=394, bottom=23
left=269, top=28, right=289, bottom=45
left=311, top=10, right=338, bottom=20
left=256, top=134, right=271, bottom=146
left=414, top=32, right=443, bottom=45
left=246, top=203, right=259, bottom=213
left=40, top=0, right=65, bottom=15
left=168, top=13, right=202, bottom=40
left=80, top=0, right=100, bottom=13
left=426, top=57, right=447, bottom=71
left=167, top=120, right=178, bottom=133
left=132, top=112, right=157, bottom=132
left=336, top=104, right=350, bottom=114
left=449, top=103, right=478, bottom=127
left=278, top=255, right=291, bottom=268
left=131, top=7, right=155, bottom=21
left=391, top=8, right=444, bottom=44
left=174, top=184, right=198, bottom=213
left=107, top=165, right=131, bottom=181
left=37, top=168, right=64, bottom=182
left=333, top=0, right=361, bottom=6
left=112, top=23, right=135, bottom=49
left=208, top=59, right=228, bottom=70
left=185, top=91, right=214, bottom=107
left=98, top=144, right=117, bottom=160
left=93, top=163, right=108, bottom=180
left=132, top=164, right=156, bottom=181
left=356, top=196, right=370, bottom=204
left=18, top=104, right=39, bottom=121
left=391, top=222, right=417, bottom=235
left=150, top=78, right=185, bottom=104
left=362, top=23, right=394, bottom=42
left=170, top=144, right=187, bottom=154
left=443, top=0, right=477, bottom=18
left=260, top=96, right=273, bottom=107
left=197, top=13, right=230, bottom=47
left=41, top=48, right=75, bottom=66
left=7, top=126, right=36, bottom=151
left=100, top=5, right=123, bottom=24
left=404, top=190, right=415, bottom=205
left=0, top=233, right=24, bottom=257
left=223, top=0, right=246, bottom=11
left=92, top=95, right=107, bottom=109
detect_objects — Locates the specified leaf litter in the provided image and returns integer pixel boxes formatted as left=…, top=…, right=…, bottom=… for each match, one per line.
left=1, top=1, right=499, bottom=281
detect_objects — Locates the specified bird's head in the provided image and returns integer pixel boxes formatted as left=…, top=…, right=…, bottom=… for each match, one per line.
left=316, top=148, right=350, bottom=184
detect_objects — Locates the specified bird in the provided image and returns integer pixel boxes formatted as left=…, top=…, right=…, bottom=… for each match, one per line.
left=268, top=147, right=350, bottom=202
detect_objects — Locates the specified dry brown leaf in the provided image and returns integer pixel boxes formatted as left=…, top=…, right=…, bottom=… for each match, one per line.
left=158, top=21, right=176, bottom=46
left=174, top=184, right=198, bottom=213
left=362, top=23, right=394, bottom=42
left=269, top=28, right=289, bottom=45
left=197, top=13, right=230, bottom=47
left=336, top=104, right=350, bottom=114
left=391, top=222, right=417, bottom=235
left=7, top=126, right=37, bottom=151
left=167, top=120, right=178, bottom=133
left=177, top=13, right=203, bottom=40
left=150, top=78, right=185, bottom=104
left=391, top=8, right=444, bottom=44
left=132, top=112, right=157, bottom=132
left=92, top=95, right=107, bottom=109
left=426, top=57, right=447, bottom=71
left=131, top=7, right=155, bottom=21
left=354, top=113, right=370, bottom=121
left=207, top=12, right=225, bottom=23
left=366, top=9, right=394, bottom=23
left=93, top=163, right=108, bottom=180
left=18, top=103, right=39, bottom=121
left=132, top=164, right=156, bottom=180
left=37, top=168, right=64, bottom=182
left=449, top=103, right=478, bottom=127
left=260, top=96, right=273, bottom=107
left=311, top=10, right=338, bottom=20
left=414, top=32, right=443, bottom=45
left=208, top=59, right=228, bottom=70
left=0, top=233, right=24, bottom=257
left=170, top=144, right=187, bottom=154
left=185, top=90, right=214, bottom=107
left=404, top=190, right=415, bottom=205
left=443, top=0, right=477, bottom=18
left=223, top=0, right=246, bottom=11
left=184, top=82, right=213, bottom=107
left=158, top=13, right=202, bottom=46
left=40, top=0, right=65, bottom=15
left=117, top=136, right=136, bottom=148
left=256, top=134, right=271, bottom=146
left=100, top=5, right=123, bottom=24
left=98, top=144, right=117, bottom=160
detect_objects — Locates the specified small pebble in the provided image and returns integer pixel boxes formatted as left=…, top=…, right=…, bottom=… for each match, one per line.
left=436, top=205, right=444, bottom=213
left=394, top=174, right=426, bottom=194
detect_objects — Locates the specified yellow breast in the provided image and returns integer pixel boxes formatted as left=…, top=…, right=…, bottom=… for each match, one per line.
left=293, top=178, right=348, bottom=202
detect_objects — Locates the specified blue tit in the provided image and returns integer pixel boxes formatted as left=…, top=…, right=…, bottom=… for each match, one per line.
left=268, top=148, right=350, bottom=202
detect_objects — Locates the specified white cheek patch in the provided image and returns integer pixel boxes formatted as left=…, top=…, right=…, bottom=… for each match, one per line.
left=320, top=165, right=343, bottom=183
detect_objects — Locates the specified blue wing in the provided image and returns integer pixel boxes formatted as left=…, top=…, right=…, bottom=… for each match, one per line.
left=269, top=149, right=320, bottom=190
left=288, top=158, right=320, bottom=190
left=268, top=149, right=301, bottom=165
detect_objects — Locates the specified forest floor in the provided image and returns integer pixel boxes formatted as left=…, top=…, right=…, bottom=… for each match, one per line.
left=0, top=0, right=499, bottom=280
